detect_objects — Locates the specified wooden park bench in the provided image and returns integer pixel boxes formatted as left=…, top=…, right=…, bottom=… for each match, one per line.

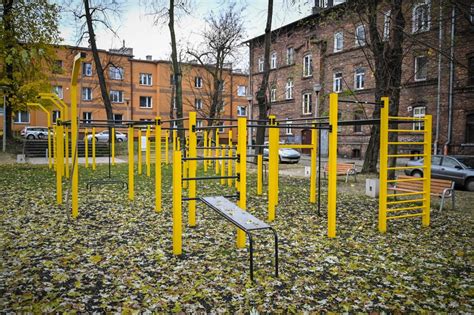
left=324, top=163, right=358, bottom=183
left=388, top=175, right=455, bottom=211
left=201, top=196, right=278, bottom=282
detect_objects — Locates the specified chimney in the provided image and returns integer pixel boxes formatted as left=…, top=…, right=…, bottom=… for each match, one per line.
left=146, top=55, right=152, bottom=61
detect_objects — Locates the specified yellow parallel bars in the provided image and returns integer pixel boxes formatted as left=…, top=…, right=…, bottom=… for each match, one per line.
left=188, top=112, right=197, bottom=226
left=128, top=126, right=134, bottom=201
left=422, top=115, right=432, bottom=226
left=268, top=115, right=279, bottom=222
left=378, top=97, right=389, bottom=232
left=155, top=117, right=162, bottom=212
left=236, top=117, right=247, bottom=248
left=327, top=93, right=338, bottom=238
left=55, top=120, right=64, bottom=204
left=173, top=149, right=182, bottom=255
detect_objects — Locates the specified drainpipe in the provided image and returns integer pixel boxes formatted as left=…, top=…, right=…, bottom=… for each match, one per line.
left=434, top=1, right=443, bottom=155
left=444, top=4, right=455, bottom=155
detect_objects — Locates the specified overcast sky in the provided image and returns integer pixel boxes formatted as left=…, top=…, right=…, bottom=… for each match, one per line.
left=58, top=0, right=312, bottom=70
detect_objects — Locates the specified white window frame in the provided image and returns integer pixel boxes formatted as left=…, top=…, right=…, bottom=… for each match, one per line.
left=82, top=62, right=92, bottom=76
left=195, top=76, right=203, bottom=88
left=83, top=112, right=92, bottom=124
left=286, top=121, right=293, bottom=135
left=54, top=85, right=63, bottom=99
left=109, top=66, right=124, bottom=80
left=139, top=73, right=152, bottom=86
left=237, top=106, right=247, bottom=117
left=415, top=55, right=428, bottom=81
left=52, top=110, right=61, bottom=123
left=286, top=47, right=294, bottom=65
left=412, top=1, right=431, bottom=33
left=196, top=120, right=203, bottom=132
left=355, top=25, right=366, bottom=46
left=218, top=123, right=225, bottom=133
left=383, top=10, right=391, bottom=41
left=113, top=113, right=123, bottom=123
left=258, top=57, right=264, bottom=72
left=285, top=79, right=294, bottom=100
left=270, top=52, right=277, bottom=69
left=303, top=54, right=313, bottom=77
left=302, top=93, right=312, bottom=115
left=82, top=87, right=92, bottom=101
left=237, top=85, right=246, bottom=97
left=139, top=96, right=153, bottom=108
left=110, top=90, right=124, bottom=103
left=270, top=86, right=277, bottom=102
left=195, top=98, right=202, bottom=110
left=354, top=68, right=365, bottom=90
left=413, top=106, right=426, bottom=130
left=14, top=111, right=30, bottom=124
left=333, top=72, right=343, bottom=92
left=334, top=31, right=343, bottom=52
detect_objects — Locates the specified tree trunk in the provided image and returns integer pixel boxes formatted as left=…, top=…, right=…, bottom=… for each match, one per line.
left=3, top=0, right=14, bottom=139
left=169, top=0, right=184, bottom=142
left=83, top=0, right=113, bottom=121
left=255, top=0, right=273, bottom=155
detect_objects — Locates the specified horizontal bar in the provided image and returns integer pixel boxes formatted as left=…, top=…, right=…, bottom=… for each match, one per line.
left=161, top=117, right=189, bottom=123
left=386, top=205, right=424, bottom=212
left=387, top=213, right=424, bottom=220
left=197, top=117, right=238, bottom=122
left=183, top=156, right=239, bottom=161
left=182, top=194, right=239, bottom=201
left=387, top=198, right=425, bottom=205
left=161, top=127, right=187, bottom=131
left=388, top=129, right=426, bottom=133
left=388, top=116, right=425, bottom=121
left=280, top=144, right=314, bottom=149
left=339, top=99, right=381, bottom=105
left=387, top=142, right=426, bottom=145
left=387, top=166, right=426, bottom=170
left=275, top=116, right=329, bottom=122
left=387, top=177, right=426, bottom=183
left=182, top=175, right=238, bottom=181
left=387, top=191, right=424, bottom=198
left=196, top=146, right=234, bottom=150
left=337, top=119, right=380, bottom=126
left=387, top=154, right=426, bottom=158
left=195, top=125, right=238, bottom=130
left=246, top=124, right=331, bottom=130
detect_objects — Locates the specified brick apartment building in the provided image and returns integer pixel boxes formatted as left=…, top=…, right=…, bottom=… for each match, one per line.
left=6, top=45, right=249, bottom=142
left=246, top=0, right=474, bottom=157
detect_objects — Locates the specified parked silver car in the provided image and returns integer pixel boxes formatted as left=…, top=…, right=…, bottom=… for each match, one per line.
left=86, top=130, right=127, bottom=142
left=20, top=126, right=49, bottom=140
left=263, top=147, right=301, bottom=164
left=404, top=155, right=474, bottom=191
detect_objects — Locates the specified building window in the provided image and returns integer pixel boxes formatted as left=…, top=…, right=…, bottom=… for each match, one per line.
left=412, top=1, right=430, bottom=33
left=139, top=73, right=152, bottom=86
left=333, top=72, right=342, bottom=92
left=303, top=54, right=313, bottom=77
left=82, top=87, right=92, bottom=101
left=237, top=85, right=247, bottom=96
left=218, top=122, right=225, bottom=133
left=270, top=52, right=277, bottom=69
left=354, top=68, right=365, bottom=90
left=286, top=47, right=294, bottom=65
left=53, top=85, right=63, bottom=99
left=53, top=60, right=63, bottom=74
left=139, top=96, right=152, bottom=108
left=52, top=110, right=60, bottom=123
left=237, top=106, right=247, bottom=116
left=285, top=79, right=294, bottom=100
left=383, top=10, right=391, bottom=41
left=83, top=112, right=92, bottom=124
left=466, top=113, right=474, bottom=143
left=258, top=57, right=264, bottom=72
left=109, top=66, right=124, bottom=80
left=82, top=62, right=92, bottom=76
left=286, top=121, right=292, bottom=135
left=270, top=85, right=277, bottom=102
left=195, top=76, right=203, bottom=88
left=14, top=111, right=30, bottom=123
left=413, top=106, right=426, bottom=130
left=195, top=98, right=202, bottom=110
left=352, top=148, right=361, bottom=158
left=355, top=25, right=366, bottom=46
left=113, top=114, right=123, bottom=124
left=110, top=90, right=124, bottom=103
left=415, top=55, right=428, bottom=81
left=334, top=31, right=343, bottom=52
left=468, top=56, right=474, bottom=86
left=196, top=120, right=203, bottom=132
left=354, top=111, right=363, bottom=132
left=302, top=93, right=312, bottom=115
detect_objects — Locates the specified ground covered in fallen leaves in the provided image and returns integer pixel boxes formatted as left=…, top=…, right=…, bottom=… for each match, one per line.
left=0, top=163, right=472, bottom=312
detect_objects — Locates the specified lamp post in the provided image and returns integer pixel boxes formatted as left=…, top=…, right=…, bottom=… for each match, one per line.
left=0, top=85, right=10, bottom=153
left=246, top=95, right=253, bottom=151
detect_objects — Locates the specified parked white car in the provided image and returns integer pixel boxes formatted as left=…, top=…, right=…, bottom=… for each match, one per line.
left=20, top=126, right=49, bottom=140
left=86, top=130, right=127, bottom=142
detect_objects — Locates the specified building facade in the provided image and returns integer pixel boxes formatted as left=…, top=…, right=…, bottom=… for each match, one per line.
left=7, top=45, right=249, bottom=142
left=247, top=0, right=474, bottom=157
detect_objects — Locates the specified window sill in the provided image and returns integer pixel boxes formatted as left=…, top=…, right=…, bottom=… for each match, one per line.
left=139, top=84, right=153, bottom=87
left=301, top=75, right=313, bottom=80
left=139, top=107, right=153, bottom=109
left=82, top=99, right=93, bottom=102
left=14, top=122, right=30, bottom=124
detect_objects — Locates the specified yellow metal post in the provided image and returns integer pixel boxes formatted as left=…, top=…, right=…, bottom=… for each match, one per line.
left=84, top=128, right=89, bottom=168
left=228, top=130, right=233, bottom=186
left=155, top=117, right=162, bottom=212
left=310, top=124, right=317, bottom=203
left=53, top=125, right=57, bottom=171
left=56, top=120, right=63, bottom=205
left=378, top=97, right=389, bottom=233
left=422, top=115, right=432, bottom=227
left=128, top=126, right=134, bottom=201
left=221, top=144, right=226, bottom=185
left=138, top=129, right=142, bottom=175
left=111, top=127, right=115, bottom=166
left=92, top=127, right=96, bottom=170
left=64, top=127, right=69, bottom=179
left=173, top=149, right=183, bottom=255
left=203, top=130, right=208, bottom=172
left=268, top=115, right=279, bottom=222
left=165, top=130, right=169, bottom=165
left=257, top=154, right=263, bottom=195
left=27, top=102, right=52, bottom=168
left=237, top=118, right=247, bottom=248
left=146, top=125, right=151, bottom=176
left=215, top=130, right=220, bottom=174
left=188, top=112, right=197, bottom=226
left=328, top=93, right=338, bottom=238
left=172, top=129, right=177, bottom=151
